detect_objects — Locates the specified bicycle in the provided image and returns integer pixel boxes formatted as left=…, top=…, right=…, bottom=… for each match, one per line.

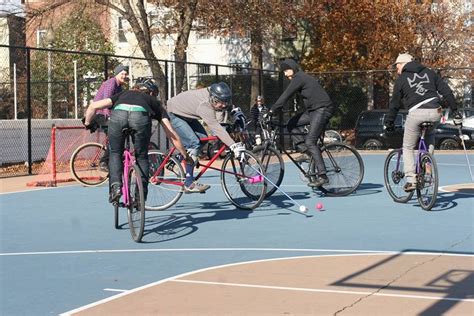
left=252, top=115, right=364, bottom=198
left=111, top=127, right=146, bottom=242
left=384, top=121, right=438, bottom=211
left=145, top=134, right=267, bottom=211
left=70, top=125, right=158, bottom=187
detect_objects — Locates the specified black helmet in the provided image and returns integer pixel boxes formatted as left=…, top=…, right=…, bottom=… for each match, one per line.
left=135, top=78, right=159, bottom=96
left=209, top=82, right=232, bottom=105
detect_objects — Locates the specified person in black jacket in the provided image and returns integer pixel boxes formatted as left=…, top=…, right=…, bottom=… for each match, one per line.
left=268, top=59, right=336, bottom=187
left=250, top=95, right=268, bottom=145
left=385, top=53, right=462, bottom=192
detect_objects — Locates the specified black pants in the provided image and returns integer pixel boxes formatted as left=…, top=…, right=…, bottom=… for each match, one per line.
left=287, top=107, right=334, bottom=175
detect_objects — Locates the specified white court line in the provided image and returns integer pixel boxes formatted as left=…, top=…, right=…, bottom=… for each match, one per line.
left=60, top=252, right=474, bottom=315
left=2, top=248, right=474, bottom=257
left=172, top=279, right=474, bottom=303
left=103, top=288, right=127, bottom=293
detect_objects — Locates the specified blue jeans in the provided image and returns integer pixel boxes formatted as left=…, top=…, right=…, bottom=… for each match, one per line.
left=108, top=110, right=151, bottom=190
left=287, top=107, right=334, bottom=175
left=169, top=113, right=208, bottom=157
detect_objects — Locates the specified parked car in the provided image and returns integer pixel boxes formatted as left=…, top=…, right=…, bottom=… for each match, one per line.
left=354, top=109, right=474, bottom=150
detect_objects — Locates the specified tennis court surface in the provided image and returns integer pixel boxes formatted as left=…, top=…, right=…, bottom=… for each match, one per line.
left=1, top=152, right=473, bottom=315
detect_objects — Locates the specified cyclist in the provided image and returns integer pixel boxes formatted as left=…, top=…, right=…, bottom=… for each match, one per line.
left=166, top=82, right=246, bottom=193
left=385, top=53, right=462, bottom=192
left=267, top=58, right=336, bottom=187
left=94, top=64, right=130, bottom=172
left=83, top=79, right=191, bottom=203
left=250, top=95, right=269, bottom=145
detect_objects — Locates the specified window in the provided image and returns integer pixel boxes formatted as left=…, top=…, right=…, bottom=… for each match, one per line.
left=118, top=17, right=127, bottom=43
left=36, top=29, right=47, bottom=47
left=198, top=64, right=210, bottom=74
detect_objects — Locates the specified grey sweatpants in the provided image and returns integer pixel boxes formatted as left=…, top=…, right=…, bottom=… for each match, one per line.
left=403, top=108, right=442, bottom=184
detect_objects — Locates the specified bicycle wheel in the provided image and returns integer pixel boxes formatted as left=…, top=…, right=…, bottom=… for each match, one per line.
left=221, top=150, right=266, bottom=210
left=416, top=153, right=438, bottom=211
left=146, top=150, right=184, bottom=211
left=70, top=142, right=109, bottom=187
left=315, top=143, right=364, bottom=196
left=252, top=145, right=284, bottom=198
left=384, top=149, right=414, bottom=203
left=127, top=165, right=145, bottom=242
left=324, top=130, right=343, bottom=144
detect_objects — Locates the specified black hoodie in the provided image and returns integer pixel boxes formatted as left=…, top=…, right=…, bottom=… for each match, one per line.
left=387, top=61, right=457, bottom=122
left=271, top=59, right=333, bottom=112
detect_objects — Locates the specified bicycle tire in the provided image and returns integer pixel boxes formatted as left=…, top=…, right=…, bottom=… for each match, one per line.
left=127, top=165, right=145, bottom=242
left=384, top=149, right=414, bottom=203
left=114, top=202, right=119, bottom=229
left=315, top=143, right=364, bottom=196
left=70, top=142, right=109, bottom=187
left=220, top=150, right=266, bottom=210
left=146, top=150, right=184, bottom=211
left=252, top=145, right=285, bottom=198
left=324, top=130, right=343, bottom=144
left=416, top=153, right=438, bottom=211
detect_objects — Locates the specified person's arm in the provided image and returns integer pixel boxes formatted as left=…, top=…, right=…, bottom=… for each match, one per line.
left=197, top=106, right=235, bottom=146
left=434, top=74, right=457, bottom=111
left=386, top=79, right=403, bottom=123
left=161, top=118, right=188, bottom=157
left=271, top=77, right=303, bottom=112
left=85, top=98, right=113, bottom=125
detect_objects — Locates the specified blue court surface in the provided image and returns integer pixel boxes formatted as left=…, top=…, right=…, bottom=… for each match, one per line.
left=1, top=152, right=473, bottom=315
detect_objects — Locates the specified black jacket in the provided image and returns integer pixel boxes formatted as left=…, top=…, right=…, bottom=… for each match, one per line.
left=387, top=61, right=457, bottom=122
left=271, top=59, right=333, bottom=112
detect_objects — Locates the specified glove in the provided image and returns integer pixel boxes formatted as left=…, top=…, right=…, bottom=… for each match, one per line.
left=452, top=111, right=463, bottom=126
left=229, top=142, right=246, bottom=159
left=384, top=121, right=395, bottom=132
left=82, top=117, right=98, bottom=133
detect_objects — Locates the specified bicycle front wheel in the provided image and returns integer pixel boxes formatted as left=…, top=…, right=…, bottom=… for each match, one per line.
left=252, top=145, right=284, bottom=198
left=127, top=165, right=145, bottom=242
left=384, top=149, right=414, bottom=203
left=221, top=150, right=266, bottom=210
left=416, top=153, right=438, bottom=211
left=146, top=150, right=184, bottom=211
left=316, top=143, right=364, bottom=196
left=70, top=142, right=109, bottom=187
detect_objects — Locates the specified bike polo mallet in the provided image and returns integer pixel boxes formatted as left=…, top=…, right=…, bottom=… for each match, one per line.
left=457, top=125, right=474, bottom=182
left=246, top=164, right=313, bottom=217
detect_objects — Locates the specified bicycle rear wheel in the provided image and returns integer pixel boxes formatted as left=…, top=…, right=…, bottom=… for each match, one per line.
left=315, top=143, right=364, bottom=196
left=127, top=165, right=145, bottom=242
left=252, top=145, right=284, bottom=198
left=221, top=150, right=266, bottom=210
left=146, top=150, right=184, bottom=211
left=416, top=153, right=438, bottom=211
left=70, top=142, right=109, bottom=187
left=384, top=149, right=414, bottom=203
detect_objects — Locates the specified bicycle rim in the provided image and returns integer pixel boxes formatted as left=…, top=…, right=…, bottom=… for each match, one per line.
left=252, top=145, right=284, bottom=198
left=384, top=149, right=414, bottom=203
left=317, top=143, right=364, bottom=196
left=221, top=150, right=266, bottom=210
left=70, top=142, right=109, bottom=187
left=146, top=151, right=184, bottom=211
left=416, top=153, right=438, bottom=211
left=127, top=166, right=145, bottom=242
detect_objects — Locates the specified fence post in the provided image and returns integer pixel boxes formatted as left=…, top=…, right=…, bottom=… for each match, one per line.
left=215, top=65, right=219, bottom=82
left=26, top=47, right=32, bottom=175
left=51, top=124, right=57, bottom=186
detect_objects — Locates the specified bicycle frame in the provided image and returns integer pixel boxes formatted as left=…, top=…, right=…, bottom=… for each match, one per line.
left=415, top=130, right=429, bottom=174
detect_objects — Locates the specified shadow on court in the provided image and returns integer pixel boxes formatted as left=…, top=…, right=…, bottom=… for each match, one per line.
left=415, top=192, right=474, bottom=212
left=331, top=250, right=474, bottom=315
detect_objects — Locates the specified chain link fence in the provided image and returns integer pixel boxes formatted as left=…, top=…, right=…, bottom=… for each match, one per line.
left=0, top=44, right=472, bottom=178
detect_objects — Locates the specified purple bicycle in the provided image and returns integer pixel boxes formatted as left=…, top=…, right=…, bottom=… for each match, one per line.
left=384, top=121, right=439, bottom=211
left=113, top=128, right=146, bottom=242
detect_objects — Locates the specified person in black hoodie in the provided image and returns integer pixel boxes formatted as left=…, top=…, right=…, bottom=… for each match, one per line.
left=385, top=53, right=461, bottom=192
left=268, top=58, right=335, bottom=187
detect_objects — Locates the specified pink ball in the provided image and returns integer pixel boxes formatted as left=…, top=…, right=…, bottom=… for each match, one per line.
left=316, top=203, right=324, bottom=210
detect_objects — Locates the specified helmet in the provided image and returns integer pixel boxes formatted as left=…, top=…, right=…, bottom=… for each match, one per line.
left=209, top=82, right=232, bottom=105
left=135, top=78, right=159, bottom=96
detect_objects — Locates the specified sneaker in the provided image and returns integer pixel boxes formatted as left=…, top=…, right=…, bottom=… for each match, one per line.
left=294, top=153, right=310, bottom=163
left=404, top=182, right=416, bottom=192
left=109, top=183, right=122, bottom=203
left=184, top=182, right=210, bottom=194
left=308, top=174, right=329, bottom=187
left=99, top=161, right=109, bottom=173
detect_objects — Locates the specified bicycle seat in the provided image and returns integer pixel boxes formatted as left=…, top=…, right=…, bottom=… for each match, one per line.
left=419, top=122, right=434, bottom=128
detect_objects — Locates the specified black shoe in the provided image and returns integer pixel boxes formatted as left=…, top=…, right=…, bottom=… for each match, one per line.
left=109, top=184, right=122, bottom=203
left=99, top=161, right=109, bottom=173
left=308, top=174, right=329, bottom=187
